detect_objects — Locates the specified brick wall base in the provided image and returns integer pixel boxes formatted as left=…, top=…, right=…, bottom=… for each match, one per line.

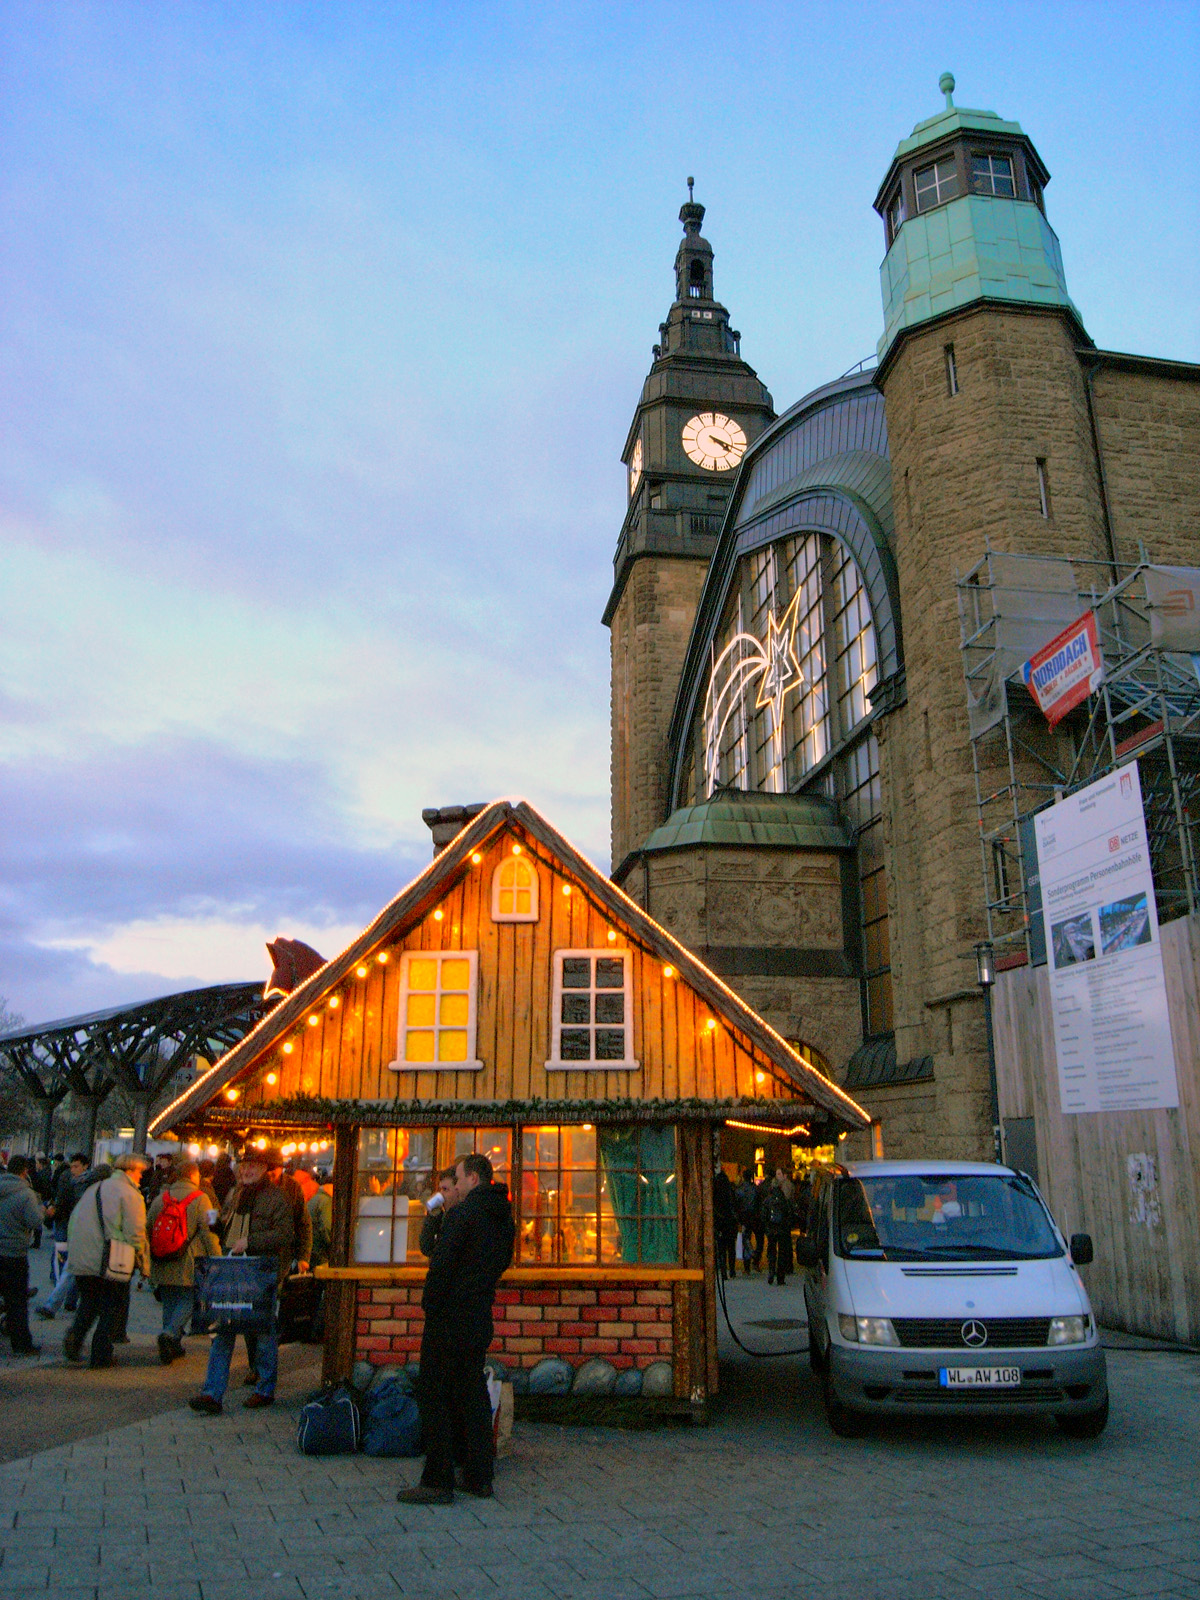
left=355, top=1280, right=677, bottom=1396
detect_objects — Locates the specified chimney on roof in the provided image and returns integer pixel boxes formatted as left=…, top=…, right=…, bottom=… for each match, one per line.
left=421, top=803, right=486, bottom=856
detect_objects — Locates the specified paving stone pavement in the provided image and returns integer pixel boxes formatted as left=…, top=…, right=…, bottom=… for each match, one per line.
left=1, top=1276, right=1198, bottom=1600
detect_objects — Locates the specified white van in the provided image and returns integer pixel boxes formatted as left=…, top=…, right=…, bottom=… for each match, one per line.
left=798, top=1160, right=1108, bottom=1438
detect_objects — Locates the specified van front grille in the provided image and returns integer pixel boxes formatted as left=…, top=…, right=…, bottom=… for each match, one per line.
left=891, top=1317, right=1052, bottom=1349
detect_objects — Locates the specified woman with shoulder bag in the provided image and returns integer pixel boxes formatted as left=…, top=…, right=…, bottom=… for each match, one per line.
left=64, top=1153, right=151, bottom=1369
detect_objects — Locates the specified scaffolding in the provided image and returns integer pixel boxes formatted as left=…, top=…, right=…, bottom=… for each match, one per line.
left=958, top=549, right=1200, bottom=960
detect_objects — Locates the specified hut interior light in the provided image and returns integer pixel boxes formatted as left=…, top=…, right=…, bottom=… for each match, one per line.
left=705, top=1018, right=718, bottom=1033
left=328, top=995, right=340, bottom=1008
left=206, top=1145, right=219, bottom=1159
left=755, top=1070, right=765, bottom=1084
left=606, top=929, right=617, bottom=943
left=254, top=1137, right=267, bottom=1151
left=308, top=1015, right=320, bottom=1027
left=265, top=1071, right=278, bottom=1086
left=471, top=852, right=483, bottom=865
left=356, top=965, right=369, bottom=979
left=377, top=952, right=389, bottom=965
left=663, top=964, right=675, bottom=978
left=512, top=843, right=522, bottom=855
left=433, top=908, right=444, bottom=921
left=562, top=884, right=572, bottom=897
left=225, top=1088, right=240, bottom=1102
left=282, top=1041, right=294, bottom=1055
left=187, top=1142, right=200, bottom=1158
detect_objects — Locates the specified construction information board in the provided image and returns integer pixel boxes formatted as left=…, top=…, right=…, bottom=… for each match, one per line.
left=1035, top=764, right=1179, bottom=1113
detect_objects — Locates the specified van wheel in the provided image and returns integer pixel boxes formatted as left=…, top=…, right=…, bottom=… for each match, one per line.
left=822, top=1364, right=867, bottom=1438
left=808, top=1329, right=824, bottom=1373
left=1055, top=1396, right=1109, bottom=1438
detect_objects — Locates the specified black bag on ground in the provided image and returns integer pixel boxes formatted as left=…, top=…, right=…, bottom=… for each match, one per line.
left=297, top=1383, right=364, bottom=1456
left=194, top=1255, right=277, bottom=1333
left=360, top=1371, right=422, bottom=1457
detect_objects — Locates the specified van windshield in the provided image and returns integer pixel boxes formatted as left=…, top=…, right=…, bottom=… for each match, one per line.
left=834, top=1174, right=1063, bottom=1261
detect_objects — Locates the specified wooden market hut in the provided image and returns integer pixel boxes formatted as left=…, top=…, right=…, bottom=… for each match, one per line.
left=151, top=798, right=870, bottom=1413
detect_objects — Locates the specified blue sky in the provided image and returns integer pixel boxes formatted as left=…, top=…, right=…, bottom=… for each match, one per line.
left=2, top=1, right=1197, bottom=1024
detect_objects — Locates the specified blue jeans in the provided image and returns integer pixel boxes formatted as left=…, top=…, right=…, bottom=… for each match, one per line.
left=160, top=1285, right=194, bottom=1342
left=41, top=1267, right=76, bottom=1314
left=202, top=1317, right=278, bottom=1401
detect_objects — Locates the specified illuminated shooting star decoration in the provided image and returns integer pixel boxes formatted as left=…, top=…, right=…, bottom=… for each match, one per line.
left=702, top=591, right=803, bottom=796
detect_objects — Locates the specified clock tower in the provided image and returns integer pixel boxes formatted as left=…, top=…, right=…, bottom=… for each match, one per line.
left=605, top=185, right=774, bottom=869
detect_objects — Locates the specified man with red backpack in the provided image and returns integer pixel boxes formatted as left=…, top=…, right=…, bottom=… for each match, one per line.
left=147, top=1153, right=220, bottom=1363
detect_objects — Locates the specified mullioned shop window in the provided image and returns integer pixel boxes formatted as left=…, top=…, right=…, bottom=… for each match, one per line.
left=352, top=1123, right=678, bottom=1267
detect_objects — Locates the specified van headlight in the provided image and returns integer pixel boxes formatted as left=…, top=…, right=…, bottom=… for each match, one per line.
left=838, top=1314, right=899, bottom=1346
left=1047, top=1314, right=1090, bottom=1346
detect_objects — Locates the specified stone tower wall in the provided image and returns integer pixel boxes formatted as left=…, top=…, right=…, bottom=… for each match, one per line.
left=878, top=305, right=1112, bottom=1158
left=1090, top=367, right=1200, bottom=566
left=610, top=558, right=710, bottom=868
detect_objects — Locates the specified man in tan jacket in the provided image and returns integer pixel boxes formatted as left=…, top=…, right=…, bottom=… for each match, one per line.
left=64, top=1153, right=150, bottom=1368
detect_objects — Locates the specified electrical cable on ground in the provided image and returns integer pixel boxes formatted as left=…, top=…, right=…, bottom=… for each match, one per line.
left=716, top=1267, right=809, bottom=1358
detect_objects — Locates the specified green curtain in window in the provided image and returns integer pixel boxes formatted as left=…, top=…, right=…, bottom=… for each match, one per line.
left=637, top=1126, right=678, bottom=1264
left=597, top=1126, right=678, bottom=1264
left=598, top=1126, right=639, bottom=1261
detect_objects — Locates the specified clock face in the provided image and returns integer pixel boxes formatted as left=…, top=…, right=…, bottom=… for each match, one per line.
left=628, top=437, right=643, bottom=497
left=681, top=412, right=747, bottom=472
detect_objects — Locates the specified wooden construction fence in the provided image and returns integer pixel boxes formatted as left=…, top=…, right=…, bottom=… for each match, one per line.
left=993, top=912, right=1200, bottom=1343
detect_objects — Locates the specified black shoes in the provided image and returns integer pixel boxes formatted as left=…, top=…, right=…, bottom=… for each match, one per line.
left=243, top=1392, right=274, bottom=1409
left=35, top=1307, right=55, bottom=1321
left=397, top=1484, right=454, bottom=1505
left=62, top=1331, right=83, bottom=1363
left=189, top=1394, right=222, bottom=1415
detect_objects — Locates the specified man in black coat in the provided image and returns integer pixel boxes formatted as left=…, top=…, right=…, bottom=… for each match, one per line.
left=399, top=1153, right=514, bottom=1504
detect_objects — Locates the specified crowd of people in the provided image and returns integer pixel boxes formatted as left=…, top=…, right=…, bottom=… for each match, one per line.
left=0, top=1144, right=334, bottom=1400
left=713, top=1163, right=812, bottom=1287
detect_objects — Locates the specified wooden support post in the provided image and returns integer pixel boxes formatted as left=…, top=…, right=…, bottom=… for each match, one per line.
left=323, top=1122, right=358, bottom=1385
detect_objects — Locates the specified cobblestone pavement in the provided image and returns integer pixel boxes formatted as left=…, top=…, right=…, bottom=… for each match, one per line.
left=1, top=1275, right=1197, bottom=1600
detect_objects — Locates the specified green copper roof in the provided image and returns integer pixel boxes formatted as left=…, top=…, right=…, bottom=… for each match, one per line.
left=878, top=194, right=1083, bottom=361
left=892, top=72, right=1025, bottom=161
left=641, top=790, right=853, bottom=854
left=893, top=104, right=1025, bottom=160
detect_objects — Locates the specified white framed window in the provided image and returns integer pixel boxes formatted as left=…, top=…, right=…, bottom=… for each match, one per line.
left=390, top=950, right=482, bottom=1071
left=914, top=155, right=959, bottom=212
left=971, top=152, right=1015, bottom=198
left=491, top=855, right=539, bottom=922
left=546, top=949, right=638, bottom=1071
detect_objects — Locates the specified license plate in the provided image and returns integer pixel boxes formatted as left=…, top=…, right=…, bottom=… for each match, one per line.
left=939, top=1366, right=1021, bottom=1388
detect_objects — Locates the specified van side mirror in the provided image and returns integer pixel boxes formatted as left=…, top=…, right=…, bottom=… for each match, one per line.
left=795, top=1236, right=818, bottom=1270
left=1069, top=1232, right=1094, bottom=1266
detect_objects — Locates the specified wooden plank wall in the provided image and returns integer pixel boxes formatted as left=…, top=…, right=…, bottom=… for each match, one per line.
left=234, top=826, right=802, bottom=1115
left=992, top=913, right=1200, bottom=1343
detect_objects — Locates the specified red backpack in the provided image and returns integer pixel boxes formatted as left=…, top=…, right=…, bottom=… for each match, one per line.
left=150, top=1189, right=203, bottom=1260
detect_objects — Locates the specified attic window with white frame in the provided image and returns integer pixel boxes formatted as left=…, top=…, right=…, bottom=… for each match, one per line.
left=546, top=950, right=638, bottom=1070
left=491, top=853, right=538, bottom=922
left=391, top=950, right=482, bottom=1070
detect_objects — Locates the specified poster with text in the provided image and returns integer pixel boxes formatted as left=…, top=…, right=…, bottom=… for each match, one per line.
left=1034, top=764, right=1179, bottom=1113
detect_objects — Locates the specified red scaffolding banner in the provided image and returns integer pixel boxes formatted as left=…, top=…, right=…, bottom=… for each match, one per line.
left=1022, top=610, right=1103, bottom=726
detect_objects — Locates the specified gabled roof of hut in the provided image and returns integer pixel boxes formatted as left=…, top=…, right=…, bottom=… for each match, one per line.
left=151, top=797, right=870, bottom=1134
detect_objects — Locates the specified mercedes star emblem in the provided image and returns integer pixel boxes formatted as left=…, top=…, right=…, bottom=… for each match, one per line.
left=961, top=1319, right=988, bottom=1347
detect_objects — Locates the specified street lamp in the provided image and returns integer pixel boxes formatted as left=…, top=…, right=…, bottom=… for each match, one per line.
left=974, top=942, right=1003, bottom=1164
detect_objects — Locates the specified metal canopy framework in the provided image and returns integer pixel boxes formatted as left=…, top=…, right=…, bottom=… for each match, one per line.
left=0, top=983, right=267, bottom=1152
left=958, top=550, right=1200, bottom=960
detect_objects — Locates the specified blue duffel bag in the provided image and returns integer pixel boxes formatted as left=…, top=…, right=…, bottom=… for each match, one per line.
left=297, top=1384, right=363, bottom=1456
left=361, top=1373, right=423, bottom=1457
